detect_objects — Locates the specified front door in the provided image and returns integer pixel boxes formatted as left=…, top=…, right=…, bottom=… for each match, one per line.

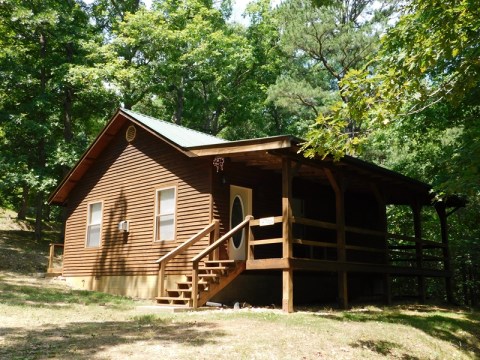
left=228, top=185, right=252, bottom=260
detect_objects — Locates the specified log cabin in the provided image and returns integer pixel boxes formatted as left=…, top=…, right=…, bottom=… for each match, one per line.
left=48, top=108, right=463, bottom=312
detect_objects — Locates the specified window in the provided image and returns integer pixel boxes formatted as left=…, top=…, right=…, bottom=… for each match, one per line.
left=86, top=202, right=102, bottom=247
left=155, top=187, right=176, bottom=241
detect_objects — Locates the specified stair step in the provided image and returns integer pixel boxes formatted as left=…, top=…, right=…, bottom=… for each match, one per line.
left=177, top=281, right=208, bottom=286
left=156, top=258, right=244, bottom=309
left=156, top=296, right=191, bottom=306
left=166, top=288, right=192, bottom=293
left=200, top=266, right=229, bottom=271
left=204, top=260, right=236, bottom=265
left=187, top=274, right=222, bottom=286
left=187, top=273, right=219, bottom=279
left=176, top=282, right=209, bottom=292
left=156, top=296, right=189, bottom=301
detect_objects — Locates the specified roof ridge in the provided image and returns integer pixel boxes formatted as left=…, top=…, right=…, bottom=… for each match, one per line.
left=121, top=108, right=228, bottom=143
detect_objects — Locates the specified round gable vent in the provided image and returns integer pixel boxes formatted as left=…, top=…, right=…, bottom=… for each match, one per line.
left=126, top=125, right=136, bottom=143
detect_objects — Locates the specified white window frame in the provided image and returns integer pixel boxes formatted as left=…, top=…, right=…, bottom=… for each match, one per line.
left=154, top=186, right=177, bottom=242
left=86, top=201, right=103, bottom=248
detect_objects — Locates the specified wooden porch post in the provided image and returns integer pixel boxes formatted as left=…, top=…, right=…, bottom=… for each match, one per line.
left=412, top=203, right=426, bottom=303
left=282, top=157, right=293, bottom=313
left=372, top=185, right=391, bottom=305
left=157, top=263, right=166, bottom=298
left=436, top=203, right=454, bottom=303
left=48, top=243, right=55, bottom=272
left=211, top=220, right=220, bottom=261
left=325, top=169, right=348, bottom=309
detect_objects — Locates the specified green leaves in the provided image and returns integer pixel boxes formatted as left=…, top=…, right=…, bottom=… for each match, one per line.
left=0, top=0, right=114, bottom=226
left=266, top=0, right=395, bottom=145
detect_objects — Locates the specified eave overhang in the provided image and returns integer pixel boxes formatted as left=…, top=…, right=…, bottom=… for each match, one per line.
left=188, top=135, right=301, bottom=157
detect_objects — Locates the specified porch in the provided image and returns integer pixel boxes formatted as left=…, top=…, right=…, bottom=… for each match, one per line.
left=156, top=151, right=458, bottom=312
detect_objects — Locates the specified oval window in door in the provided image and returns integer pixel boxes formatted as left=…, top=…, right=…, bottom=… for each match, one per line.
left=231, top=195, right=244, bottom=249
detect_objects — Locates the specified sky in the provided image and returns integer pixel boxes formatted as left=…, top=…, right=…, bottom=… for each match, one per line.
left=229, top=0, right=251, bottom=25
left=84, top=0, right=252, bottom=25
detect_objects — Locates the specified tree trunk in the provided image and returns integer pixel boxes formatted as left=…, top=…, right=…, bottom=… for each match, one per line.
left=35, top=191, right=43, bottom=241
left=34, top=30, right=47, bottom=241
left=174, top=79, right=184, bottom=125
left=62, top=43, right=74, bottom=145
left=462, top=260, right=469, bottom=305
left=469, top=263, right=475, bottom=307
left=474, top=265, right=479, bottom=307
left=17, top=185, right=29, bottom=220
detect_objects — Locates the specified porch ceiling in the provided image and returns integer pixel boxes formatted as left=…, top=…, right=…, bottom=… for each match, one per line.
left=226, top=148, right=433, bottom=206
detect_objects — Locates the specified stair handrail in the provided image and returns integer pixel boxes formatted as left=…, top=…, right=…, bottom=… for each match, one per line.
left=155, top=219, right=219, bottom=297
left=190, top=215, right=253, bottom=308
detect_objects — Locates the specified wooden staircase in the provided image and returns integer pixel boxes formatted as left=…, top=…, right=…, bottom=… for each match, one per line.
left=154, top=217, right=252, bottom=309
left=156, top=260, right=245, bottom=307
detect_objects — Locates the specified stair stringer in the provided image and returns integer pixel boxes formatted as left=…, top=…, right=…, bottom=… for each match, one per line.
left=197, top=261, right=246, bottom=307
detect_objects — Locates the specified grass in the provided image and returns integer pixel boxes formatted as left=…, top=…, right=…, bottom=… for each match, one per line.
left=0, top=230, right=52, bottom=274
left=0, top=216, right=478, bottom=359
left=0, top=273, right=135, bottom=309
left=1, top=272, right=479, bottom=360
left=339, top=306, right=480, bottom=355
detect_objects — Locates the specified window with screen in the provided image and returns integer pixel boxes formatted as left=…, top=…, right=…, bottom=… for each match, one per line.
left=86, top=202, right=102, bottom=247
left=155, top=187, right=176, bottom=241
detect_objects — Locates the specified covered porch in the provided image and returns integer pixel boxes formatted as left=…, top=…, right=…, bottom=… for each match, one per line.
left=214, top=145, right=458, bottom=312
left=152, top=136, right=462, bottom=312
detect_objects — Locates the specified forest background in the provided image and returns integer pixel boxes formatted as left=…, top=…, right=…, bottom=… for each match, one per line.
left=0, top=0, right=478, bottom=305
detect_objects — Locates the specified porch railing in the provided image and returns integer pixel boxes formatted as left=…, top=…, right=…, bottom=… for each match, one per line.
left=248, top=215, right=447, bottom=269
left=47, top=243, right=64, bottom=274
left=155, top=220, right=219, bottom=297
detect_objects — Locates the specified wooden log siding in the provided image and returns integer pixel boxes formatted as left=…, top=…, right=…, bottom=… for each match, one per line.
left=63, top=124, right=212, bottom=277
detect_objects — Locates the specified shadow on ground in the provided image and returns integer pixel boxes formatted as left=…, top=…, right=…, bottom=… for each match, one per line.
left=0, top=316, right=225, bottom=359
left=350, top=339, right=421, bottom=359
left=320, top=305, right=480, bottom=358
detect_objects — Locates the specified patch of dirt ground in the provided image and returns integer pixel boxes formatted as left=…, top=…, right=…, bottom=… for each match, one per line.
left=0, top=271, right=478, bottom=360
left=0, top=223, right=478, bottom=360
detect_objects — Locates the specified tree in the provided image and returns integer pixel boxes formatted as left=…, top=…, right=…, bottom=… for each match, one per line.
left=269, top=0, right=397, bottom=147
left=89, top=0, right=144, bottom=32
left=0, top=0, right=114, bottom=238
left=218, top=0, right=290, bottom=139
left=95, top=0, right=259, bottom=136
left=304, top=0, right=480, bottom=159
left=324, top=0, right=480, bottom=304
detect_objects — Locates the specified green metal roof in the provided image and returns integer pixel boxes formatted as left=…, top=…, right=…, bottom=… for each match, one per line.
left=121, top=108, right=229, bottom=148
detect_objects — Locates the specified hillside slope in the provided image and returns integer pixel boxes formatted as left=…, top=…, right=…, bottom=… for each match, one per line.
left=0, top=208, right=58, bottom=274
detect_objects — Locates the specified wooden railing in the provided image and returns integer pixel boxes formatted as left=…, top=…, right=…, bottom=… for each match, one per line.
left=155, top=220, right=219, bottom=297
left=191, top=216, right=253, bottom=308
left=248, top=216, right=283, bottom=254
left=386, top=233, right=446, bottom=268
left=47, top=243, right=64, bottom=274
left=248, top=215, right=447, bottom=268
